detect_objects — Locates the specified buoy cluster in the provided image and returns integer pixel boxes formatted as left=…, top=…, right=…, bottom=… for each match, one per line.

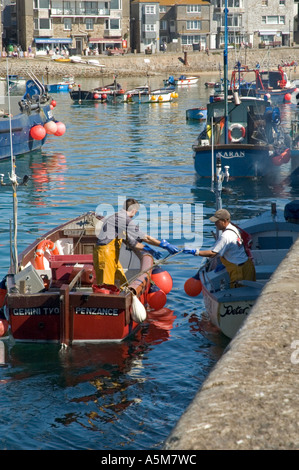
left=30, top=99, right=66, bottom=140
left=147, top=266, right=173, bottom=310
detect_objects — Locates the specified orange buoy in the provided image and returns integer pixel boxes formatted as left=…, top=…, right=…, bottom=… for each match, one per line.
left=34, top=239, right=60, bottom=270
left=147, top=285, right=167, bottom=310
left=30, top=125, right=46, bottom=140
left=284, top=93, right=292, bottom=103
left=44, top=121, right=58, bottom=135
left=184, top=272, right=202, bottom=297
left=151, top=266, right=173, bottom=294
left=0, top=319, right=8, bottom=337
left=54, top=122, right=66, bottom=136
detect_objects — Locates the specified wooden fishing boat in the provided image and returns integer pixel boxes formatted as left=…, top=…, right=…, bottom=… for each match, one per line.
left=69, top=80, right=123, bottom=103
left=0, top=75, right=57, bottom=160
left=4, top=212, right=155, bottom=345
left=198, top=201, right=299, bottom=339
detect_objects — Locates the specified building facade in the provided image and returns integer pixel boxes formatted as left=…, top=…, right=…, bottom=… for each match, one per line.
left=15, top=0, right=130, bottom=55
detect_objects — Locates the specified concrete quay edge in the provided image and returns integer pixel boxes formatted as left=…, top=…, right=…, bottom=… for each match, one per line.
left=164, top=237, right=299, bottom=450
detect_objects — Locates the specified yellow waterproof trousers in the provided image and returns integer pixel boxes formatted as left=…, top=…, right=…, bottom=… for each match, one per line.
left=93, top=238, right=127, bottom=286
left=220, top=257, right=256, bottom=288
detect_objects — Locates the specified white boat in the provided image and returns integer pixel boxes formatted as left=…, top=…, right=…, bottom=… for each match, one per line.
left=130, top=88, right=177, bottom=104
left=199, top=201, right=299, bottom=339
left=164, top=75, right=199, bottom=86
left=87, top=59, right=105, bottom=67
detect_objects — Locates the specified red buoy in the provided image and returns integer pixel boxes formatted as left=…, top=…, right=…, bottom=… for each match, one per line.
left=44, top=121, right=58, bottom=135
left=0, top=319, right=8, bottom=337
left=51, top=99, right=57, bottom=107
left=151, top=266, right=173, bottom=294
left=93, top=93, right=100, bottom=100
left=101, top=93, right=107, bottom=100
left=284, top=93, right=292, bottom=103
left=184, top=272, right=202, bottom=297
left=30, top=125, right=46, bottom=140
left=54, top=122, right=66, bottom=136
left=147, top=285, right=167, bottom=310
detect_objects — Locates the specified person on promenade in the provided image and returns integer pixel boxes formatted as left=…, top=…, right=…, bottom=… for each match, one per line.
left=183, top=209, right=256, bottom=288
left=93, top=198, right=179, bottom=285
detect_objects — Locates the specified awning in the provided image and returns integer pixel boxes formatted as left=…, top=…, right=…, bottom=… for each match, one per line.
left=89, top=38, right=122, bottom=44
left=34, top=38, right=72, bottom=44
left=259, top=30, right=278, bottom=35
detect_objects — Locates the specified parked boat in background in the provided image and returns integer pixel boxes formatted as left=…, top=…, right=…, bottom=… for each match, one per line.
left=193, top=93, right=291, bottom=179
left=163, top=75, right=199, bottom=86
left=186, top=106, right=207, bottom=121
left=128, top=88, right=177, bottom=104
left=69, top=79, right=123, bottom=103
left=0, top=75, right=58, bottom=160
left=198, top=200, right=299, bottom=339
left=46, top=75, right=75, bottom=93
left=231, top=63, right=298, bottom=103
left=3, top=211, right=160, bottom=345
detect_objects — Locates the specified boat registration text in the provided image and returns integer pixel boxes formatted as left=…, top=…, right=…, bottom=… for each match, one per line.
left=216, top=151, right=245, bottom=159
left=12, top=307, right=120, bottom=316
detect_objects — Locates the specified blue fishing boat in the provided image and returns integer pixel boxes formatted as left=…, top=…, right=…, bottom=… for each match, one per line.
left=46, top=76, right=75, bottom=93
left=193, top=4, right=290, bottom=179
left=0, top=77, right=56, bottom=160
left=186, top=106, right=207, bottom=121
left=193, top=94, right=291, bottom=178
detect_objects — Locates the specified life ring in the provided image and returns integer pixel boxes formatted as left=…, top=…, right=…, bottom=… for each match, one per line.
left=228, top=123, right=246, bottom=143
left=34, top=239, right=60, bottom=270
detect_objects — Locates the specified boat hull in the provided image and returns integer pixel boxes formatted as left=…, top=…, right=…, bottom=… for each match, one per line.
left=186, top=107, right=207, bottom=121
left=193, top=144, right=275, bottom=178
left=5, top=212, right=154, bottom=344
left=0, top=104, right=53, bottom=160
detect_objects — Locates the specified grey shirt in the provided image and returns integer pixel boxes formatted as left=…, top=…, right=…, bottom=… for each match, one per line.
left=96, top=209, right=146, bottom=248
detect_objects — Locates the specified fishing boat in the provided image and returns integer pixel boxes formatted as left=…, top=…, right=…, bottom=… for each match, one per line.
left=186, top=106, right=207, bottom=121
left=231, top=64, right=297, bottom=104
left=0, top=75, right=57, bottom=160
left=129, top=88, right=177, bottom=104
left=198, top=200, right=299, bottom=339
left=193, top=93, right=291, bottom=178
left=3, top=211, right=160, bottom=345
left=69, top=79, right=123, bottom=103
left=46, top=76, right=75, bottom=93
left=164, top=75, right=199, bottom=86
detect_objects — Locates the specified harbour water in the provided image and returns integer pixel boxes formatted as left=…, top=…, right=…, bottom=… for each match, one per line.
left=0, top=74, right=298, bottom=450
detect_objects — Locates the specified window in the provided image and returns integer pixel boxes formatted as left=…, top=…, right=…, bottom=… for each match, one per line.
left=279, top=0, right=285, bottom=4
left=34, top=18, right=51, bottom=29
left=86, top=18, right=94, bottom=30
left=160, top=20, right=167, bottom=30
left=64, top=18, right=72, bottom=30
left=187, top=20, right=201, bottom=30
left=187, top=5, right=201, bottom=13
left=110, top=0, right=121, bottom=9
left=262, top=15, right=285, bottom=24
left=145, top=24, right=156, bottom=32
left=145, top=5, right=156, bottom=14
left=261, top=0, right=268, bottom=5
left=110, top=18, right=120, bottom=29
left=221, top=14, right=241, bottom=27
left=34, top=0, right=50, bottom=8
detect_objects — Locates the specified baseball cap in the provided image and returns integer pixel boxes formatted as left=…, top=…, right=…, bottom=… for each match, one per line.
left=209, top=209, right=231, bottom=222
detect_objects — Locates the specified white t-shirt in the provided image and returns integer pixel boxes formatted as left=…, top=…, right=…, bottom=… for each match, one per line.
left=211, top=223, right=248, bottom=265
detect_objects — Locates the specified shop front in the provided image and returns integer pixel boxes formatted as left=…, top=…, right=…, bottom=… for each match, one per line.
left=88, top=38, right=123, bottom=54
left=34, top=38, right=73, bottom=55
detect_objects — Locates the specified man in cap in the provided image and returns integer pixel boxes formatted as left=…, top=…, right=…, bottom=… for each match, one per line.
left=184, top=208, right=256, bottom=288
left=93, top=198, right=179, bottom=286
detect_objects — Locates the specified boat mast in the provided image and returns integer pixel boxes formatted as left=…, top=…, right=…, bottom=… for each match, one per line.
left=223, top=0, right=228, bottom=144
left=6, top=60, right=18, bottom=274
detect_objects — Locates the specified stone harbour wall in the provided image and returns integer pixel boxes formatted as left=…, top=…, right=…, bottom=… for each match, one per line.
left=1, top=46, right=299, bottom=80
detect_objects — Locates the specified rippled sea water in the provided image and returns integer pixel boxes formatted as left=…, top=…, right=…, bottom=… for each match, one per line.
left=0, top=73, right=298, bottom=450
